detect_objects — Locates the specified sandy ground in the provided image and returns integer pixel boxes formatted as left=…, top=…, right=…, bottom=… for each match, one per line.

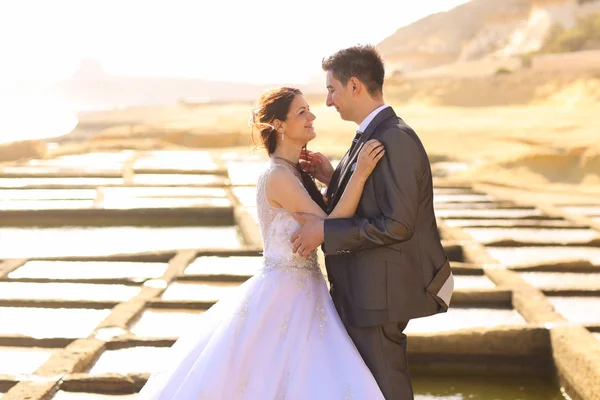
left=3, top=71, right=599, bottom=200
left=76, top=101, right=600, bottom=199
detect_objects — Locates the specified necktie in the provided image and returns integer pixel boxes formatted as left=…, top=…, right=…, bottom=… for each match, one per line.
left=349, top=130, right=362, bottom=155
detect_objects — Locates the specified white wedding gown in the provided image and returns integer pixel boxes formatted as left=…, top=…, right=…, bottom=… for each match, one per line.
left=137, top=163, right=385, bottom=399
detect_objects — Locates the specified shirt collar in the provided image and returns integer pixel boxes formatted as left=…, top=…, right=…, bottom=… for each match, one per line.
left=358, top=104, right=390, bottom=133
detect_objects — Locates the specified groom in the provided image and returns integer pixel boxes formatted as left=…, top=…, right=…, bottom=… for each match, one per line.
left=291, top=45, right=454, bottom=399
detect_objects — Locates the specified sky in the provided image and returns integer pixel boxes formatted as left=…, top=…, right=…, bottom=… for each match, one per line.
left=0, top=0, right=470, bottom=88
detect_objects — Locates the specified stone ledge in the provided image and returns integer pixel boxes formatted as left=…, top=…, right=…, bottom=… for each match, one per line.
left=0, top=206, right=235, bottom=227
left=450, top=288, right=512, bottom=307
left=0, top=299, right=119, bottom=309
left=158, top=250, right=199, bottom=283
left=132, top=167, right=229, bottom=176
left=61, top=373, right=146, bottom=394
left=430, top=180, right=473, bottom=189
left=537, top=203, right=600, bottom=238
left=17, top=249, right=261, bottom=264
left=442, top=241, right=465, bottom=262
left=104, top=338, right=175, bottom=349
left=1, top=277, right=149, bottom=285
left=409, top=327, right=550, bottom=356
left=465, top=187, right=600, bottom=399
left=486, top=268, right=566, bottom=324
left=485, top=239, right=600, bottom=247
left=0, top=170, right=123, bottom=178
left=2, top=381, right=58, bottom=400
left=0, top=140, right=46, bottom=163
left=551, top=326, right=600, bottom=400
left=145, top=300, right=215, bottom=310
left=26, top=253, right=177, bottom=263
left=177, top=273, right=251, bottom=283
left=447, top=262, right=485, bottom=274
left=95, top=299, right=147, bottom=332
left=0, top=376, right=17, bottom=386
left=408, top=354, right=554, bottom=376
left=35, top=339, right=105, bottom=376
left=510, top=260, right=600, bottom=272
left=0, top=259, right=27, bottom=279
left=0, top=381, right=16, bottom=392
left=0, top=337, right=73, bottom=348
left=542, top=288, right=600, bottom=296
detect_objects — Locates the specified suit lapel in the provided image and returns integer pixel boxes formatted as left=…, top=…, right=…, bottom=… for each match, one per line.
left=331, top=141, right=364, bottom=205
left=326, top=150, right=350, bottom=205
left=329, top=107, right=397, bottom=210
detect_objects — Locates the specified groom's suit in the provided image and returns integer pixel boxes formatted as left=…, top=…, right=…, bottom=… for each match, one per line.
left=323, top=106, right=453, bottom=400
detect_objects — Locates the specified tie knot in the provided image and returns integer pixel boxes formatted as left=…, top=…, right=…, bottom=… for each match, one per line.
left=352, top=130, right=362, bottom=143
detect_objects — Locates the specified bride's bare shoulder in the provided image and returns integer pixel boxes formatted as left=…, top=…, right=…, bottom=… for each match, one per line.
left=265, top=164, right=301, bottom=189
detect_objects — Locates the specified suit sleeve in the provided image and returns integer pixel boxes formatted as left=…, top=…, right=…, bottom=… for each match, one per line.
left=323, top=127, right=424, bottom=255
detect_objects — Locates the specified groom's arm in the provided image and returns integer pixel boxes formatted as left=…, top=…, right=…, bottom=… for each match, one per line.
left=323, top=126, right=424, bottom=255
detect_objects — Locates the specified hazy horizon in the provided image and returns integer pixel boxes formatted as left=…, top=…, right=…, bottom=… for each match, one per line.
left=0, top=0, right=470, bottom=87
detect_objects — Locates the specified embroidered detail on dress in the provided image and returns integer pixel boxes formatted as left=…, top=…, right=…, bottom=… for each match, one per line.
left=261, top=257, right=322, bottom=294
left=275, top=372, right=292, bottom=400
left=237, top=372, right=250, bottom=396
left=281, top=316, right=290, bottom=338
left=256, top=164, right=328, bottom=338
left=316, top=296, right=328, bottom=338
left=262, top=254, right=321, bottom=272
left=235, top=296, right=252, bottom=337
left=343, top=385, right=353, bottom=399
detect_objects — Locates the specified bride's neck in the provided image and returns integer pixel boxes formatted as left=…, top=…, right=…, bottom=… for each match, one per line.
left=271, top=142, right=303, bottom=164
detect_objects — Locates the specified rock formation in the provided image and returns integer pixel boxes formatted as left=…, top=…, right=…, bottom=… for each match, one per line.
left=378, top=0, right=600, bottom=73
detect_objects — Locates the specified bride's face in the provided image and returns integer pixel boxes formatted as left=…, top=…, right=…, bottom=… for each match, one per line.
left=281, top=95, right=316, bottom=144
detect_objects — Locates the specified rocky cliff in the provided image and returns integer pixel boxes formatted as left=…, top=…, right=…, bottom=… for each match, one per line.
left=378, top=0, right=600, bottom=74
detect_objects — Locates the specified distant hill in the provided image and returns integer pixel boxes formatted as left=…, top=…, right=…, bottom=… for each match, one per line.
left=50, top=59, right=323, bottom=110
left=377, top=0, right=600, bottom=74
left=377, top=0, right=530, bottom=72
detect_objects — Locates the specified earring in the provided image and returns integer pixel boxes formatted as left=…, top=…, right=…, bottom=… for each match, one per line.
left=281, top=129, right=285, bottom=141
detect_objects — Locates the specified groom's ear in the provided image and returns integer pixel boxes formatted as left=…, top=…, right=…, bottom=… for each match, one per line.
left=348, top=77, right=360, bottom=95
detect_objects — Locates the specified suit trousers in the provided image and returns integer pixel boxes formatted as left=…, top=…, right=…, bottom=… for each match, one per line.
left=343, top=320, right=414, bottom=400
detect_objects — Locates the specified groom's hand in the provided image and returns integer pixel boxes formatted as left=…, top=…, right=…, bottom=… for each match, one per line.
left=291, top=212, right=325, bottom=258
left=300, top=149, right=334, bottom=186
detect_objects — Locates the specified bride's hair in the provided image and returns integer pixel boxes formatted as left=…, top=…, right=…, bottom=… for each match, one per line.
left=251, top=87, right=327, bottom=212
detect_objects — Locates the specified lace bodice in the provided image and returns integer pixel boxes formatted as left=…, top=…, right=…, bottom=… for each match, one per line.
left=256, top=162, right=320, bottom=273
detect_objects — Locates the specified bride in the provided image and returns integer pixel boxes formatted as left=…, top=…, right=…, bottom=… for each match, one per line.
left=137, top=87, right=386, bottom=399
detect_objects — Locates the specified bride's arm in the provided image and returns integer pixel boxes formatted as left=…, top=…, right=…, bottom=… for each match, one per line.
left=328, top=140, right=384, bottom=218
left=267, top=140, right=384, bottom=220
left=327, top=174, right=367, bottom=219
left=266, top=167, right=328, bottom=219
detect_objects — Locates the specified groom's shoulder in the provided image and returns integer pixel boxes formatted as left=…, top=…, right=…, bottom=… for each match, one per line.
left=377, top=117, right=428, bottom=164
left=377, top=109, right=415, bottom=134
left=378, top=117, right=421, bottom=147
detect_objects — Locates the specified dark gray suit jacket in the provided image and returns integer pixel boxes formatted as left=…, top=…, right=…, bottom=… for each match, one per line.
left=323, top=106, right=453, bottom=327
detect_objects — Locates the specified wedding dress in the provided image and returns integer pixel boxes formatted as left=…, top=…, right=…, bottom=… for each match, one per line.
left=137, top=162, right=385, bottom=399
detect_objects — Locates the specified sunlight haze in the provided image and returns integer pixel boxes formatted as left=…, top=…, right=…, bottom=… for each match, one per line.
left=0, top=0, right=470, bottom=86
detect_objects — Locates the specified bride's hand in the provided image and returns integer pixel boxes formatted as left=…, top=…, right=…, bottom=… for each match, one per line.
left=300, top=149, right=334, bottom=185
left=354, top=139, right=385, bottom=181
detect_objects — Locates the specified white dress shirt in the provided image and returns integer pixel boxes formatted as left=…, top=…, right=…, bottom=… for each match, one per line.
left=358, top=104, right=390, bottom=133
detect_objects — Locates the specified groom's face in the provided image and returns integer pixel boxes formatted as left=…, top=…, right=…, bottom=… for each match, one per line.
left=325, top=71, right=353, bottom=122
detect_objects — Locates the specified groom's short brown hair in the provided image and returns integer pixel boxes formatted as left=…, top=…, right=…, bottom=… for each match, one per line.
left=322, top=45, right=385, bottom=98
